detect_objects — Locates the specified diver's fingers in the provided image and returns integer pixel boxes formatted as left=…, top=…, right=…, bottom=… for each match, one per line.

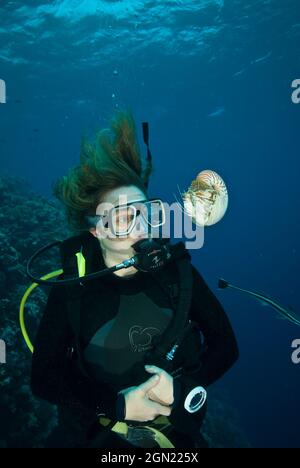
left=147, top=389, right=171, bottom=406
left=153, top=402, right=172, bottom=417
left=138, top=374, right=160, bottom=394
left=145, top=365, right=164, bottom=375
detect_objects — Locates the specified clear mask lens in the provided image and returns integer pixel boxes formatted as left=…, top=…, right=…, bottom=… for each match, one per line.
left=90, top=199, right=165, bottom=237
left=111, top=205, right=136, bottom=235
left=142, top=200, right=165, bottom=227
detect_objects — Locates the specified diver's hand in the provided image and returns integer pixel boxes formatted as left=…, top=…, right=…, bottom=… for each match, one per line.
left=119, top=375, right=172, bottom=422
left=144, top=365, right=174, bottom=406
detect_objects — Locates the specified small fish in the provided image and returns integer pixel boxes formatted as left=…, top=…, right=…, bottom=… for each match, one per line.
left=218, top=278, right=300, bottom=326
left=251, top=51, right=272, bottom=65
left=233, top=68, right=246, bottom=77
left=207, top=106, right=225, bottom=118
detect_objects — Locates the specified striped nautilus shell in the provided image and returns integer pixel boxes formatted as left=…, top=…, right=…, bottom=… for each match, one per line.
left=181, top=170, right=228, bottom=226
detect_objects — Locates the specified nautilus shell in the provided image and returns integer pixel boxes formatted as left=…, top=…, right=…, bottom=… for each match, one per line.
left=181, top=170, right=228, bottom=226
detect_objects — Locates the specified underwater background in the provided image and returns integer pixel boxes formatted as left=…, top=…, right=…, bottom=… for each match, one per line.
left=0, top=0, right=300, bottom=448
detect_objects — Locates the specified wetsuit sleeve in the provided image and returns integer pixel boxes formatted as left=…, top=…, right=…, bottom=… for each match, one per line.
left=30, top=284, right=121, bottom=421
left=168, top=264, right=239, bottom=431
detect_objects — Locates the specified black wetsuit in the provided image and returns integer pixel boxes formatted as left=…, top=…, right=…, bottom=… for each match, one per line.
left=30, top=244, right=239, bottom=448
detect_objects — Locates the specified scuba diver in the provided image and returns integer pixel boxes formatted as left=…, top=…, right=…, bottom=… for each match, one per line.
left=29, top=111, right=239, bottom=448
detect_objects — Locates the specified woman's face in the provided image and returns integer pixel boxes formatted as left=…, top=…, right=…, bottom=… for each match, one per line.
left=89, top=185, right=149, bottom=256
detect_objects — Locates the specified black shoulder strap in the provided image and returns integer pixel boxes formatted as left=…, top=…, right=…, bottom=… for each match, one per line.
left=146, top=242, right=194, bottom=371
left=59, top=232, right=96, bottom=378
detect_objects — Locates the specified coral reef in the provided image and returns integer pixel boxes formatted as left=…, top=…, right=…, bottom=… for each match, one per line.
left=0, top=176, right=70, bottom=447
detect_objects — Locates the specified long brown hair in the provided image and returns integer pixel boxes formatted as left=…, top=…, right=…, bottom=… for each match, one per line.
left=53, top=111, right=153, bottom=233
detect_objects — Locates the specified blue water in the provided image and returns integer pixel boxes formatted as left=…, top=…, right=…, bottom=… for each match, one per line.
left=1, top=0, right=300, bottom=448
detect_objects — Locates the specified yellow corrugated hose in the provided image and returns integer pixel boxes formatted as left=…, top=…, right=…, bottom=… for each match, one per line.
left=99, top=416, right=175, bottom=448
left=19, top=269, right=63, bottom=353
left=19, top=251, right=86, bottom=353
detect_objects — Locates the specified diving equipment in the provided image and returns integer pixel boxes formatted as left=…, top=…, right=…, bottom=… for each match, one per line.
left=26, top=237, right=173, bottom=287
left=219, top=278, right=300, bottom=326
left=184, top=386, right=207, bottom=414
left=85, top=198, right=165, bottom=236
